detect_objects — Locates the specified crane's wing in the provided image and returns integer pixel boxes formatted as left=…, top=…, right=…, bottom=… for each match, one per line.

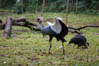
left=58, top=20, right=68, bottom=37
left=47, top=22, right=54, bottom=26
left=47, top=20, right=68, bottom=37
left=47, top=21, right=62, bottom=34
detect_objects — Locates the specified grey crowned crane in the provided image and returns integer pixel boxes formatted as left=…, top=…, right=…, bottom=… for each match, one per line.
left=37, top=17, right=68, bottom=55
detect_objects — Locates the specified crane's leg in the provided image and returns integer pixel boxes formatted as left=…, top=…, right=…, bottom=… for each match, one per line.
left=84, top=44, right=88, bottom=49
left=48, top=36, right=53, bottom=54
left=73, top=44, right=76, bottom=48
left=62, top=42, right=65, bottom=55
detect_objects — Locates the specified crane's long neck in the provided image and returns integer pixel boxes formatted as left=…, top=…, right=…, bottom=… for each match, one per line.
left=38, top=23, right=44, bottom=30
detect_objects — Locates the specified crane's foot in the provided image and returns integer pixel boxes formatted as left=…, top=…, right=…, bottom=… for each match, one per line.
left=48, top=48, right=51, bottom=54
left=62, top=51, right=65, bottom=55
left=62, top=42, right=65, bottom=55
left=48, top=52, right=52, bottom=55
left=48, top=51, right=51, bottom=54
left=48, top=51, right=52, bottom=54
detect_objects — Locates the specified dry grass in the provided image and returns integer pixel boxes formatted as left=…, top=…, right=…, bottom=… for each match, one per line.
left=0, top=13, right=99, bottom=66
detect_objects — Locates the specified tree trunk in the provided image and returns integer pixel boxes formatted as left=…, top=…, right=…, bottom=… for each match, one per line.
left=66, top=0, right=69, bottom=24
left=40, top=0, right=45, bottom=16
left=0, top=0, right=2, bottom=8
left=75, top=0, right=78, bottom=13
left=35, top=0, right=38, bottom=18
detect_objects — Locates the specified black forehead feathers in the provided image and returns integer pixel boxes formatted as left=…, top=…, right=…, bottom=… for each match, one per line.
left=37, top=18, right=40, bottom=21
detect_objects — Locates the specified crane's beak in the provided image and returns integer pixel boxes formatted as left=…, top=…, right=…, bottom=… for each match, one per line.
left=38, top=22, right=41, bottom=24
left=38, top=22, right=40, bottom=24
left=37, top=18, right=40, bottom=24
left=37, top=18, right=43, bottom=24
left=37, top=21, right=42, bottom=24
left=37, top=17, right=43, bottom=24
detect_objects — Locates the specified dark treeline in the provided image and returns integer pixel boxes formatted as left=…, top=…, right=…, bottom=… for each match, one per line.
left=0, top=0, right=99, bottom=13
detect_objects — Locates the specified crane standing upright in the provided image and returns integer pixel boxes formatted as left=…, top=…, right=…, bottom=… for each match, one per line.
left=37, top=17, right=68, bottom=55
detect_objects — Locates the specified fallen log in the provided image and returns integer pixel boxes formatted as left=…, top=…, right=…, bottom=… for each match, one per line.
left=12, top=17, right=37, bottom=30
left=3, top=16, right=12, bottom=38
left=77, top=24, right=99, bottom=30
left=0, top=17, right=99, bottom=34
left=0, top=19, right=3, bottom=25
left=0, top=24, right=5, bottom=29
left=0, top=19, right=4, bottom=29
left=68, top=29, right=82, bottom=34
left=0, top=17, right=37, bottom=30
left=68, top=24, right=99, bottom=31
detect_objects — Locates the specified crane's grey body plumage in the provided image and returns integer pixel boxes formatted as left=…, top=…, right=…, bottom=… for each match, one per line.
left=37, top=17, right=68, bottom=55
left=39, top=25, right=57, bottom=36
left=38, top=21, right=67, bottom=42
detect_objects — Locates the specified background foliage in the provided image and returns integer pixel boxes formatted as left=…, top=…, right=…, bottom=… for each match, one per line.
left=0, top=0, right=99, bottom=13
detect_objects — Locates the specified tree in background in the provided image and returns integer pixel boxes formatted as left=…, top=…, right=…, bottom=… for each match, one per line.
left=0, top=0, right=16, bottom=8
left=0, top=0, right=98, bottom=13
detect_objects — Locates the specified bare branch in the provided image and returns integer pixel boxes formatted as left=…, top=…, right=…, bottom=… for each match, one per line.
left=77, top=24, right=99, bottom=30
left=68, top=24, right=99, bottom=31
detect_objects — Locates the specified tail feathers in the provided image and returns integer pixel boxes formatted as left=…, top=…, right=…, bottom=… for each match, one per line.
left=61, top=37, right=66, bottom=42
left=56, top=35, right=66, bottom=42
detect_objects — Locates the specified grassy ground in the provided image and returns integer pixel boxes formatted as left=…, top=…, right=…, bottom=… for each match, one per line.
left=0, top=13, right=99, bottom=66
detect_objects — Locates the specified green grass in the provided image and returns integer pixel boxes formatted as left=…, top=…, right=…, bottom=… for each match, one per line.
left=0, top=13, right=99, bottom=66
